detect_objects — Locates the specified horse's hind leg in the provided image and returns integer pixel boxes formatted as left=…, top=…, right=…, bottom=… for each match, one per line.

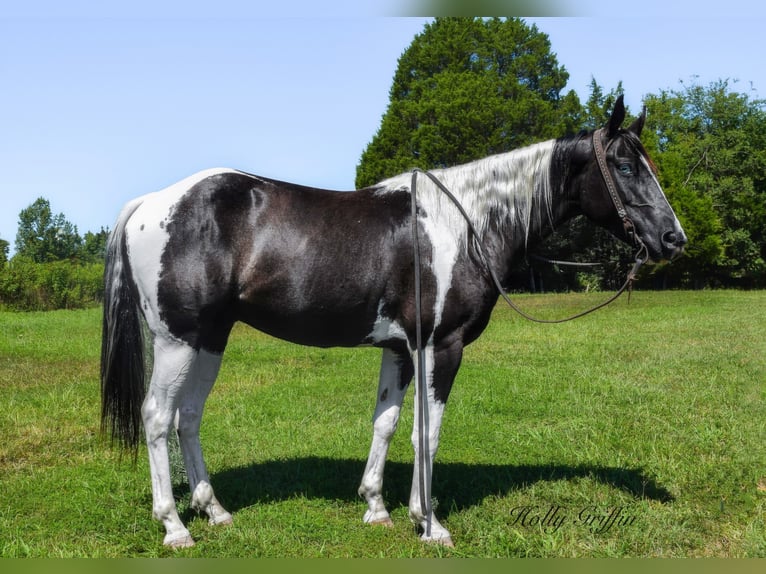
left=175, top=349, right=232, bottom=527
left=358, top=348, right=412, bottom=526
left=142, top=338, right=198, bottom=548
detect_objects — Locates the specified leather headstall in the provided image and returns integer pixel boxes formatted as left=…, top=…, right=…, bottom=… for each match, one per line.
left=592, top=128, right=640, bottom=248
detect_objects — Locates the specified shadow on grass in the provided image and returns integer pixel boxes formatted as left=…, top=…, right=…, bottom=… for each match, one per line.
left=206, top=457, right=674, bottom=517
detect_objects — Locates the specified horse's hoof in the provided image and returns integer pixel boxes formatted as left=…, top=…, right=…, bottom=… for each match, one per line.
left=363, top=509, right=393, bottom=526
left=369, top=517, right=394, bottom=527
left=164, top=533, right=195, bottom=548
left=209, top=513, right=233, bottom=526
left=422, top=535, right=454, bottom=548
left=439, top=537, right=455, bottom=548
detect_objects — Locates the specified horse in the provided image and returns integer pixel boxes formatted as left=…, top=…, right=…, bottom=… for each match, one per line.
left=100, top=95, right=686, bottom=548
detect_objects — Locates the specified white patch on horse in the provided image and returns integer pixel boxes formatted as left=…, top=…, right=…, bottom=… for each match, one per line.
left=124, top=168, right=236, bottom=338
left=421, top=214, right=460, bottom=337
left=640, top=155, right=679, bottom=220
left=367, top=301, right=408, bottom=344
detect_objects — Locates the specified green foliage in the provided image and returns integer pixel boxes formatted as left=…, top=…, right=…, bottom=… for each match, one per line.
left=582, top=77, right=625, bottom=130
left=538, top=78, right=766, bottom=290
left=81, top=227, right=110, bottom=263
left=0, top=257, right=104, bottom=311
left=15, top=197, right=83, bottom=263
left=0, top=238, right=8, bottom=265
left=355, top=17, right=581, bottom=188
left=536, top=79, right=766, bottom=291
left=643, top=80, right=766, bottom=287
left=1, top=199, right=108, bottom=310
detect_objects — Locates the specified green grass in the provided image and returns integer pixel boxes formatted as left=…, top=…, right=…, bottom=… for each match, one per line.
left=0, top=291, right=764, bottom=557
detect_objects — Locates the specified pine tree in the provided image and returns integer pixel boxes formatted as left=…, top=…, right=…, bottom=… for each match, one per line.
left=355, top=17, right=580, bottom=188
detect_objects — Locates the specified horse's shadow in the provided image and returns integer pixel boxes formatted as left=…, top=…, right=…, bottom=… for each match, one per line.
left=199, top=457, right=674, bottom=518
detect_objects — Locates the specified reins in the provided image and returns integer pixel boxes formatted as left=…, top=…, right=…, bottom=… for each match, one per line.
left=593, top=128, right=640, bottom=246
left=409, top=168, right=432, bottom=538
left=528, top=254, right=604, bottom=267
left=408, top=130, right=647, bottom=536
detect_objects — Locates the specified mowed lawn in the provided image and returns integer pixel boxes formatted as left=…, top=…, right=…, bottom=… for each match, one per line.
left=0, top=291, right=764, bottom=557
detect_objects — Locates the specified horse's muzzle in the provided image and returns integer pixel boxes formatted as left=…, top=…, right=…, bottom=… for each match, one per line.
left=661, top=228, right=688, bottom=261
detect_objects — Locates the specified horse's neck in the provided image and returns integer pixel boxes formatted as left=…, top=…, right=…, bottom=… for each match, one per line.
left=421, top=140, right=557, bottom=245
left=378, top=137, right=580, bottom=284
left=463, top=138, right=580, bottom=285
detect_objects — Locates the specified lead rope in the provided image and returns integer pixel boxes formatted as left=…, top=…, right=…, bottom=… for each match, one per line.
left=410, top=169, right=432, bottom=539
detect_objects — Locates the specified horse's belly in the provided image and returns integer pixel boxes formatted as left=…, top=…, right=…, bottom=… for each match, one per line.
left=236, top=296, right=409, bottom=350
left=237, top=301, right=375, bottom=348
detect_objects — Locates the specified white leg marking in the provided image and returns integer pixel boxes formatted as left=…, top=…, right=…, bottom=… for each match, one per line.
left=176, top=349, right=233, bottom=527
left=142, top=338, right=197, bottom=548
left=409, top=346, right=453, bottom=546
left=359, top=349, right=410, bottom=526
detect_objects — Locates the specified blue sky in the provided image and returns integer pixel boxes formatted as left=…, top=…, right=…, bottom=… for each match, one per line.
left=1, top=1, right=764, bottom=252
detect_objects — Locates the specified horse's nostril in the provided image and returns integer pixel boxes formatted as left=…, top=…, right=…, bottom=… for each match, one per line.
left=662, top=229, right=687, bottom=260
left=662, top=231, right=678, bottom=246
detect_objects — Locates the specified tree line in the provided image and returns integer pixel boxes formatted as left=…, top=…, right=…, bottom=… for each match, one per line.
left=2, top=17, right=764, bottom=310
left=0, top=198, right=107, bottom=310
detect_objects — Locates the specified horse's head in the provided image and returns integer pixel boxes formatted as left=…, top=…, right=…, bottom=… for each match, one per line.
left=579, top=95, right=687, bottom=263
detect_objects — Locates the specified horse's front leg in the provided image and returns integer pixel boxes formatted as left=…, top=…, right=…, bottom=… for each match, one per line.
left=409, top=341, right=462, bottom=547
left=358, top=348, right=412, bottom=525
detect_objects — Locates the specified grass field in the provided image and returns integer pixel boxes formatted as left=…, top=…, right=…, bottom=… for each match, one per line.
left=0, top=291, right=764, bottom=557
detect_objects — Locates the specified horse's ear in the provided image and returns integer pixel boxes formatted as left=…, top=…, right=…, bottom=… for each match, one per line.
left=606, top=94, right=625, bottom=137
left=628, top=106, right=646, bottom=137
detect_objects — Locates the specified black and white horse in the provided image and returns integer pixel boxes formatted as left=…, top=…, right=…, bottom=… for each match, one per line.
left=101, top=96, right=686, bottom=548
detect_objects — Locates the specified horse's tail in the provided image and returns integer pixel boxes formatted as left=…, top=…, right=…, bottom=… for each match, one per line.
left=100, top=198, right=146, bottom=454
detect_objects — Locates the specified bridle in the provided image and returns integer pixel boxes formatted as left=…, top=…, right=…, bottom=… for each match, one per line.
left=592, top=127, right=642, bottom=249
left=408, top=128, right=649, bottom=537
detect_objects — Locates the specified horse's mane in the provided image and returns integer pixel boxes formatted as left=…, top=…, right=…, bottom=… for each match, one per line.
left=376, top=139, right=556, bottom=250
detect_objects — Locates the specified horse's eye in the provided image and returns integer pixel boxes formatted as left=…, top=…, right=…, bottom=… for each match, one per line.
left=618, top=163, right=633, bottom=176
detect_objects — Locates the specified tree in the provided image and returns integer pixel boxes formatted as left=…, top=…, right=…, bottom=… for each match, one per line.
left=356, top=17, right=581, bottom=188
left=81, top=227, right=110, bottom=263
left=15, top=197, right=82, bottom=263
left=642, top=80, right=766, bottom=287
left=0, top=238, right=8, bottom=265
left=582, top=77, right=626, bottom=131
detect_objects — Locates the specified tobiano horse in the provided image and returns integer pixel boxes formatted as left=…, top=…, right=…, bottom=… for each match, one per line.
left=101, top=96, right=686, bottom=548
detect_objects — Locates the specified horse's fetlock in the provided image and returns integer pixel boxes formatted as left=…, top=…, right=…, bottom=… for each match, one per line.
left=190, top=481, right=214, bottom=511
left=152, top=500, right=177, bottom=522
